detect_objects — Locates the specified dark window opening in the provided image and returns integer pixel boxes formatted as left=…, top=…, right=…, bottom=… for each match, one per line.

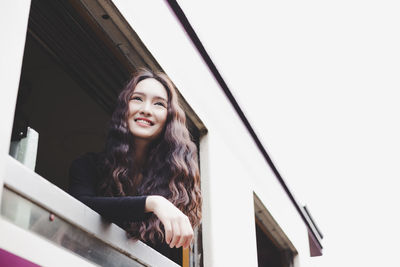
left=9, top=0, right=204, bottom=265
left=255, top=219, right=294, bottom=267
left=10, top=0, right=202, bottom=191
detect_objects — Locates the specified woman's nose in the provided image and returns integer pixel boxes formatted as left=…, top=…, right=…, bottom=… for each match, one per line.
left=139, top=101, right=151, bottom=115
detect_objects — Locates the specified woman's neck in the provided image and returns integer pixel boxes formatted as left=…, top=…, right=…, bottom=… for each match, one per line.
left=133, top=139, right=149, bottom=168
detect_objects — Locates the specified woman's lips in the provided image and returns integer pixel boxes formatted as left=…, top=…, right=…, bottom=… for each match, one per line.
left=135, top=117, right=154, bottom=126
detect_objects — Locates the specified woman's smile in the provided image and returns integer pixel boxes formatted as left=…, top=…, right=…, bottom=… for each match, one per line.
left=135, top=117, right=154, bottom=126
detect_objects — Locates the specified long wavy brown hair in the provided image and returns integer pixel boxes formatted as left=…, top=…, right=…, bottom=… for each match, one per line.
left=99, top=68, right=201, bottom=244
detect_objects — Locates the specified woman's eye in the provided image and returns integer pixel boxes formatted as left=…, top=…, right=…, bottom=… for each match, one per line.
left=155, top=102, right=166, bottom=108
left=131, top=96, right=142, bottom=101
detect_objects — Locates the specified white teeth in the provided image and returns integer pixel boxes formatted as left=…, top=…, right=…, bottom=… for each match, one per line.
left=136, top=119, right=151, bottom=125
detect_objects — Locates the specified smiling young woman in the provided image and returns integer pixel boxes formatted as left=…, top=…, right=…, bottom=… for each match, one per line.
left=68, top=68, right=202, bottom=264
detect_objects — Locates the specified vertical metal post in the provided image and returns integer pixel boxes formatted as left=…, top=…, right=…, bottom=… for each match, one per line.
left=0, top=0, right=32, bottom=204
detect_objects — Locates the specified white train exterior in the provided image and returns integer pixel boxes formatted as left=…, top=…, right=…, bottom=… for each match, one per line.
left=0, top=1, right=322, bottom=266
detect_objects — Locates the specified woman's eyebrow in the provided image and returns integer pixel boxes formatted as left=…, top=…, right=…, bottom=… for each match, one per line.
left=154, top=96, right=167, bottom=102
left=132, top=92, right=145, bottom=96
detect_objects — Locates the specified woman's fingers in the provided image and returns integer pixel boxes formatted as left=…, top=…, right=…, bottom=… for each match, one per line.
left=182, top=226, right=194, bottom=249
left=164, top=220, right=173, bottom=245
left=176, top=217, right=193, bottom=248
left=169, top=220, right=181, bottom=248
left=168, top=217, right=194, bottom=248
left=183, top=237, right=192, bottom=249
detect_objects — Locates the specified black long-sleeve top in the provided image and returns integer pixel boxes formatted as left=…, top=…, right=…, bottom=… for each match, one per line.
left=68, top=152, right=148, bottom=223
left=68, top=152, right=181, bottom=265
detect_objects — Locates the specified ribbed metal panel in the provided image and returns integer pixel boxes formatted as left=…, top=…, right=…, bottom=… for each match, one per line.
left=27, top=0, right=136, bottom=114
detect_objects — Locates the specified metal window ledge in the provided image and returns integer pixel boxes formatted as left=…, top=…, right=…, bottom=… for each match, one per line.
left=2, top=155, right=178, bottom=267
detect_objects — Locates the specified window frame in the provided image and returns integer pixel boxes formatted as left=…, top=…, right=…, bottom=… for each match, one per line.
left=0, top=1, right=206, bottom=266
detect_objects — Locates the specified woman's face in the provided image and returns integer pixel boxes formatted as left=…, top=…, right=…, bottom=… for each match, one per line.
left=127, top=78, right=168, bottom=142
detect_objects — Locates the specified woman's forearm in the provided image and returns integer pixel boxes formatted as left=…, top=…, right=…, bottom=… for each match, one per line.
left=145, top=195, right=163, bottom=213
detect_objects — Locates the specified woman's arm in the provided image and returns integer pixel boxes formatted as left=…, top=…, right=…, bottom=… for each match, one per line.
left=145, top=196, right=194, bottom=249
left=69, top=153, right=193, bottom=248
left=68, top=153, right=148, bottom=222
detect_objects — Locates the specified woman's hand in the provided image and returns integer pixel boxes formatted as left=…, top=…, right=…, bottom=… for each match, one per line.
left=145, top=195, right=194, bottom=249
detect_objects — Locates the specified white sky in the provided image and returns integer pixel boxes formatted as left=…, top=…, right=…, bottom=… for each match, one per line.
left=179, top=1, right=400, bottom=266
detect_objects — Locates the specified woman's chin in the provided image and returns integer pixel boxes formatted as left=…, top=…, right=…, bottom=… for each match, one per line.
left=130, top=130, right=160, bottom=141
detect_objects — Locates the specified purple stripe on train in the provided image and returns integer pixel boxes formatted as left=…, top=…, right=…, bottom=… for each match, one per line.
left=0, top=248, right=40, bottom=267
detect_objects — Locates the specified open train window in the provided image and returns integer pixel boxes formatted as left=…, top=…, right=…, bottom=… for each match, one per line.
left=254, top=194, right=297, bottom=267
left=8, top=0, right=205, bottom=265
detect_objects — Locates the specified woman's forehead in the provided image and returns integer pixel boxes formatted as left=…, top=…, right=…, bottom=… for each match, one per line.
left=133, top=78, right=168, bottom=99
